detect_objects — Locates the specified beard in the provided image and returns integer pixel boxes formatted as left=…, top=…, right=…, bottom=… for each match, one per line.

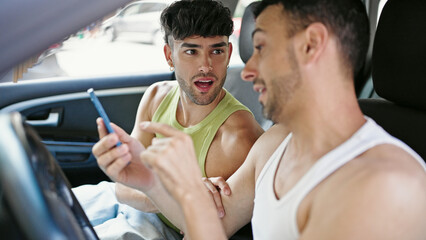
left=176, top=72, right=226, bottom=105
left=260, top=45, right=301, bottom=123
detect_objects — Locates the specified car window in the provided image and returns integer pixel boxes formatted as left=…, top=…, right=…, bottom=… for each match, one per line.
left=122, top=4, right=140, bottom=17
left=152, top=3, right=168, bottom=12
left=4, top=0, right=257, bottom=84
left=139, top=3, right=164, bottom=13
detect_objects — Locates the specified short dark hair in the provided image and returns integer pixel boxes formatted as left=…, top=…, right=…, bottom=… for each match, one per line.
left=160, top=0, right=234, bottom=45
left=254, top=0, right=370, bottom=78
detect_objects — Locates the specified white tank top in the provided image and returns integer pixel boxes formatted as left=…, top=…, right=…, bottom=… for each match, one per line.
left=251, top=117, right=426, bottom=240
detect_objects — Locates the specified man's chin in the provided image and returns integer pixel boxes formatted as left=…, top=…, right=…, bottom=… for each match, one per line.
left=261, top=105, right=274, bottom=121
left=192, top=95, right=216, bottom=106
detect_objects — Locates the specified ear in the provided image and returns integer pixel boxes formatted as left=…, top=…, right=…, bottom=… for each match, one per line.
left=298, top=23, right=329, bottom=65
left=163, top=44, right=173, bottom=66
left=227, top=42, right=233, bottom=62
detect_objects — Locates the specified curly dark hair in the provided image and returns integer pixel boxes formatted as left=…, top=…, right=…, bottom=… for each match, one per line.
left=160, top=0, right=234, bottom=46
left=254, top=0, right=370, bottom=78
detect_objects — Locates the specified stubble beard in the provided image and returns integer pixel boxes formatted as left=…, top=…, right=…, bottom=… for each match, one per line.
left=261, top=45, right=301, bottom=123
left=177, top=73, right=226, bottom=106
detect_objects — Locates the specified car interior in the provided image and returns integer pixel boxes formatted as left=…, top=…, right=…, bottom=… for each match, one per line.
left=0, top=0, right=425, bottom=239
left=359, top=0, right=426, bottom=160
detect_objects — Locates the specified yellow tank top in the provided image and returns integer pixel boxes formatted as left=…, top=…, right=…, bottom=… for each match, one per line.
left=151, top=85, right=252, bottom=232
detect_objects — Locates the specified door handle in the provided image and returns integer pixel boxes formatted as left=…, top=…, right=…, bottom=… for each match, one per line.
left=26, top=112, right=59, bottom=127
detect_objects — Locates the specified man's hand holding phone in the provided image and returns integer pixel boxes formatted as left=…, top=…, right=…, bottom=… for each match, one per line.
left=88, top=88, right=154, bottom=192
left=88, top=88, right=122, bottom=146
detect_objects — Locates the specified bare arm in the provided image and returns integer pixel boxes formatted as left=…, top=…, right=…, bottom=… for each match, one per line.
left=180, top=182, right=227, bottom=240
left=115, top=183, right=158, bottom=212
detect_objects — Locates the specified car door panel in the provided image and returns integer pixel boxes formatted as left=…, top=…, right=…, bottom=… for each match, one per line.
left=0, top=72, right=174, bottom=186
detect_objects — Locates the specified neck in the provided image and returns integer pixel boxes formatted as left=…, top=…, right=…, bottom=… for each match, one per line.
left=281, top=79, right=365, bottom=162
left=177, top=88, right=225, bottom=127
left=278, top=38, right=368, bottom=161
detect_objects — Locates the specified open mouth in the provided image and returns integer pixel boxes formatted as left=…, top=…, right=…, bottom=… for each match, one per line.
left=253, top=85, right=266, bottom=103
left=195, top=80, right=213, bottom=88
left=194, top=79, right=214, bottom=92
left=254, top=85, right=266, bottom=94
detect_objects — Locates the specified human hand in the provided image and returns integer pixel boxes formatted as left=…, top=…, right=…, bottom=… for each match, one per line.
left=139, top=121, right=205, bottom=203
left=93, top=118, right=155, bottom=191
left=202, top=177, right=231, bottom=218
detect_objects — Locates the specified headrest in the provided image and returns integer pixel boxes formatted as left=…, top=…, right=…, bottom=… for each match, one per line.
left=372, top=0, right=426, bottom=110
left=239, top=2, right=259, bottom=63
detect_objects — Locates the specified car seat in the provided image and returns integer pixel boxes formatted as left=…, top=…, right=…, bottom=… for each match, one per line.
left=358, top=0, right=426, bottom=160
left=224, top=2, right=273, bottom=130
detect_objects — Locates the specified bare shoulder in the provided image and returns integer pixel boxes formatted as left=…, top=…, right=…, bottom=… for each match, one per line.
left=358, top=144, right=426, bottom=200
left=216, top=109, right=265, bottom=166
left=135, top=81, right=176, bottom=120
left=327, top=143, right=426, bottom=205
left=144, top=80, right=177, bottom=113
left=250, top=124, right=290, bottom=179
left=306, top=144, right=426, bottom=239
left=206, top=110, right=264, bottom=179
left=131, top=80, right=177, bottom=142
left=219, top=109, right=264, bottom=145
left=356, top=144, right=426, bottom=184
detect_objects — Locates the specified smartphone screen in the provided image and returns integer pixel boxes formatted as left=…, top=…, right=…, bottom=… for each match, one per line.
left=87, top=88, right=122, bottom=146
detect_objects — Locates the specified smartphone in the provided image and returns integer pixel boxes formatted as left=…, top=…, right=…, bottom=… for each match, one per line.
left=87, top=88, right=122, bottom=146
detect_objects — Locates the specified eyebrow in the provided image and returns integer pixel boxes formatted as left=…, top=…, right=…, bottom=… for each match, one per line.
left=252, top=28, right=264, bottom=38
left=180, top=41, right=228, bottom=49
left=210, top=42, right=228, bottom=48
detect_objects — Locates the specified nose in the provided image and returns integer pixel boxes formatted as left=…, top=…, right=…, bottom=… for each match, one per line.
left=241, top=55, right=258, bottom=82
left=199, top=54, right=213, bottom=73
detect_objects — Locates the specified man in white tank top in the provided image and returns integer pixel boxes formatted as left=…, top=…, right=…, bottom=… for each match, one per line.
left=96, top=0, right=426, bottom=239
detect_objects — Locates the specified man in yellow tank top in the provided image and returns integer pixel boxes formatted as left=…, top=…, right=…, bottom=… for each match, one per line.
left=84, top=0, right=264, bottom=239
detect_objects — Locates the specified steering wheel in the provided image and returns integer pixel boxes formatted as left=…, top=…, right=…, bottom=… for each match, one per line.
left=0, top=112, right=98, bottom=240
